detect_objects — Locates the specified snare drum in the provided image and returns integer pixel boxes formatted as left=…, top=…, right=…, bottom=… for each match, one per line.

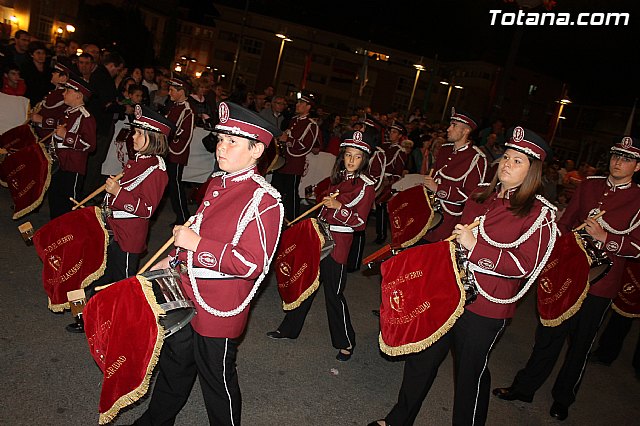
left=142, top=268, right=195, bottom=338
left=316, top=219, right=335, bottom=260
left=576, top=230, right=613, bottom=284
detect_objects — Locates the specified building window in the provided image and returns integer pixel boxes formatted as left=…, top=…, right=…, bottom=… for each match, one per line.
left=528, top=84, right=538, bottom=96
left=312, top=54, right=331, bottom=66
left=36, top=17, right=53, bottom=42
left=308, top=72, right=327, bottom=84
left=242, top=37, right=263, bottom=55
left=214, top=49, right=235, bottom=63
left=218, top=30, right=238, bottom=43
left=396, top=77, right=413, bottom=93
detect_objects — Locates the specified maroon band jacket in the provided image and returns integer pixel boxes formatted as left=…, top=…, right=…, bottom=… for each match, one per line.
left=558, top=176, right=640, bottom=298
left=36, top=87, right=66, bottom=137
left=53, top=105, right=96, bottom=175
left=173, top=166, right=283, bottom=338
left=104, top=154, right=168, bottom=253
left=425, top=142, right=487, bottom=242
left=461, top=186, right=557, bottom=319
left=278, top=114, right=319, bottom=176
left=166, top=101, right=194, bottom=165
left=318, top=172, right=376, bottom=264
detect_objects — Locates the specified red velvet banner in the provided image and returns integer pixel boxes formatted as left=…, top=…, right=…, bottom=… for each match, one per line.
left=613, top=259, right=640, bottom=318
left=0, top=143, right=51, bottom=219
left=388, top=185, right=434, bottom=248
left=83, top=276, right=164, bottom=425
left=379, top=241, right=464, bottom=356
left=33, top=207, right=108, bottom=311
left=276, top=218, right=324, bottom=310
left=0, top=123, right=36, bottom=151
left=537, top=232, right=590, bottom=326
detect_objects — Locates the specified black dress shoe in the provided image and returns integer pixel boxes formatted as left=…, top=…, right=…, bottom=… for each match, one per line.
left=550, top=401, right=568, bottom=421
left=588, top=352, right=612, bottom=366
left=367, top=421, right=385, bottom=426
left=492, top=387, right=533, bottom=403
left=336, top=347, right=353, bottom=362
left=266, top=330, right=293, bottom=340
left=65, top=322, right=84, bottom=334
left=371, top=309, right=380, bottom=317
left=374, top=236, right=387, bottom=245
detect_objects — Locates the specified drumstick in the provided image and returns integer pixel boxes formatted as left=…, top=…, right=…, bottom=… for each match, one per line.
left=573, top=210, right=606, bottom=232
left=445, top=220, right=481, bottom=242
left=71, top=172, right=124, bottom=210
left=36, top=129, right=56, bottom=145
left=137, top=220, right=193, bottom=274
left=287, top=191, right=339, bottom=227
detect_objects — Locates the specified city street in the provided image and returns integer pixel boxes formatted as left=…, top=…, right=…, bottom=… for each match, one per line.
left=1, top=187, right=638, bottom=426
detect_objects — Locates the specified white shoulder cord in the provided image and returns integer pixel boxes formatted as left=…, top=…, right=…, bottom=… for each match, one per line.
left=187, top=188, right=284, bottom=317
left=471, top=205, right=558, bottom=304
left=436, top=153, right=480, bottom=182
left=597, top=215, right=640, bottom=235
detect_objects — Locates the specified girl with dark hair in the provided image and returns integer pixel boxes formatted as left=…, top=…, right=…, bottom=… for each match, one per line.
left=370, top=127, right=558, bottom=426
left=66, top=106, right=171, bottom=332
left=268, top=130, right=376, bottom=361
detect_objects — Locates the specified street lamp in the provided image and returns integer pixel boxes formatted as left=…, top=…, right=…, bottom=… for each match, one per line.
left=440, top=80, right=464, bottom=122
left=408, top=62, right=426, bottom=114
left=273, top=33, right=292, bottom=88
left=549, top=97, right=571, bottom=146
left=66, top=24, right=75, bottom=33
left=180, top=56, right=197, bottom=75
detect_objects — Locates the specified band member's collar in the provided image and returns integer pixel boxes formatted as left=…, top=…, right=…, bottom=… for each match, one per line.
left=221, top=165, right=257, bottom=187
left=496, top=183, right=518, bottom=199
left=454, top=141, right=471, bottom=153
left=606, top=177, right=633, bottom=191
left=66, top=104, right=85, bottom=113
left=134, top=153, right=152, bottom=161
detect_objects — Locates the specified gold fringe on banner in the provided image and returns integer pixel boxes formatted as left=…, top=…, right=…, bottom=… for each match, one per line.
left=282, top=218, right=324, bottom=311
left=13, top=143, right=52, bottom=219
left=399, top=186, right=435, bottom=249
left=379, top=241, right=466, bottom=356
left=98, top=276, right=166, bottom=424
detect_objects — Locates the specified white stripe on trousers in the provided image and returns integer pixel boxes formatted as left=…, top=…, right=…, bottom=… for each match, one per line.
left=336, top=264, right=352, bottom=349
left=73, top=173, right=79, bottom=201
left=572, top=300, right=612, bottom=397
left=176, top=165, right=188, bottom=220
left=471, top=319, right=506, bottom=426
left=222, top=338, right=235, bottom=426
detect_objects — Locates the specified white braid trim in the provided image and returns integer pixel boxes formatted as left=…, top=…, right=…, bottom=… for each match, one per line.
left=440, top=201, right=463, bottom=216
left=436, top=153, right=481, bottom=182
left=187, top=189, right=284, bottom=317
left=345, top=179, right=367, bottom=208
left=472, top=209, right=558, bottom=304
left=478, top=206, right=551, bottom=248
left=124, top=165, right=159, bottom=191
left=597, top=215, right=640, bottom=235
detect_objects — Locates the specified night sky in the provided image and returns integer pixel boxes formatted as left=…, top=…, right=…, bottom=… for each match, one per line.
left=212, top=0, right=638, bottom=106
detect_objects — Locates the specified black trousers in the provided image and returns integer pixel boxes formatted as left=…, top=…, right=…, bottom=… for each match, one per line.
left=375, top=202, right=388, bottom=240
left=510, top=294, right=611, bottom=407
left=592, top=310, right=640, bottom=370
left=386, top=310, right=506, bottom=426
left=48, top=170, right=83, bottom=219
left=85, top=239, right=139, bottom=299
left=270, top=172, right=300, bottom=222
left=135, top=324, right=241, bottom=426
left=347, top=230, right=366, bottom=272
left=83, top=132, right=111, bottom=199
left=276, top=256, right=355, bottom=350
left=167, top=161, right=190, bottom=224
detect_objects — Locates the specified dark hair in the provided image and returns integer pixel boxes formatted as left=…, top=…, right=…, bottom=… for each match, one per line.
left=473, top=155, right=543, bottom=217
left=14, top=30, right=29, bottom=39
left=28, top=41, right=47, bottom=55
left=127, top=84, right=144, bottom=96
left=137, top=129, right=168, bottom=156
left=330, top=146, right=371, bottom=185
left=78, top=52, right=94, bottom=62
left=103, top=52, right=124, bottom=68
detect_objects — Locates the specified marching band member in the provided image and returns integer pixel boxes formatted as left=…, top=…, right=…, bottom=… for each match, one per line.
left=267, top=130, right=376, bottom=361
left=271, top=90, right=320, bottom=221
left=66, top=105, right=170, bottom=332
left=423, top=107, right=487, bottom=243
left=370, top=120, right=407, bottom=244
left=165, top=77, right=195, bottom=225
left=30, top=62, right=70, bottom=139
left=493, top=136, right=640, bottom=421
left=48, top=75, right=96, bottom=219
left=134, top=102, right=283, bottom=426
left=370, top=127, right=557, bottom=426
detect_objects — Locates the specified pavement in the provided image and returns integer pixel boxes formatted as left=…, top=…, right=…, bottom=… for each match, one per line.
left=1, top=186, right=639, bottom=426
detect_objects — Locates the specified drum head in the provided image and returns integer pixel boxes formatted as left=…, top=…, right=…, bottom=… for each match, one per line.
left=429, top=212, right=443, bottom=230
left=145, top=269, right=196, bottom=337
left=269, top=156, right=285, bottom=172
left=589, top=262, right=612, bottom=284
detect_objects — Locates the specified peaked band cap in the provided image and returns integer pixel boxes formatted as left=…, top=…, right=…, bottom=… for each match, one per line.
left=450, top=107, right=478, bottom=130
left=62, top=75, right=92, bottom=98
left=53, top=62, right=72, bottom=76
left=340, top=130, right=373, bottom=154
left=130, top=104, right=175, bottom=137
left=611, top=136, right=640, bottom=160
left=214, top=101, right=282, bottom=146
left=504, top=126, right=550, bottom=161
left=297, top=90, right=316, bottom=106
left=167, top=77, right=190, bottom=91
left=389, top=121, right=407, bottom=135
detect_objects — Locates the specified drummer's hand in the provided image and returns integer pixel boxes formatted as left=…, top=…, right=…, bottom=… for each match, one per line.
left=150, top=257, right=171, bottom=271
left=55, top=123, right=67, bottom=138
left=105, top=175, right=121, bottom=195
left=453, top=223, right=477, bottom=251
left=31, top=113, right=43, bottom=124
left=423, top=175, right=437, bottom=192
left=173, top=225, right=201, bottom=252
left=322, top=196, right=342, bottom=210
left=277, top=133, right=288, bottom=143
left=311, top=146, right=320, bottom=155
left=584, top=218, right=607, bottom=242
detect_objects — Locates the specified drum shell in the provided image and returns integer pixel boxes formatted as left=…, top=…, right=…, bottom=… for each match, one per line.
left=142, top=268, right=195, bottom=337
